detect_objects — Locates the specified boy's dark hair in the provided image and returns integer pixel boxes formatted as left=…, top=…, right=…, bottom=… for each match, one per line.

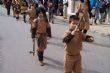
left=36, top=7, right=48, bottom=22
left=69, top=15, right=79, bottom=23
left=37, top=7, right=46, bottom=14
left=80, top=0, right=84, bottom=3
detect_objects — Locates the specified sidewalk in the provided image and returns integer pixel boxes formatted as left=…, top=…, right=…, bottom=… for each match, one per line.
left=54, top=15, right=110, bottom=37
left=90, top=24, right=110, bottom=36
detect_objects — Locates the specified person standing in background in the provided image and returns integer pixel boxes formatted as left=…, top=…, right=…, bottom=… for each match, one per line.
left=48, top=0, right=54, bottom=23
left=4, top=0, right=12, bottom=15
left=21, top=2, right=28, bottom=23
left=63, top=0, right=68, bottom=19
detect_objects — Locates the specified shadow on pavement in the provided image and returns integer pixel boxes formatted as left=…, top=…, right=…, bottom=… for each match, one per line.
left=48, top=41, right=64, bottom=48
left=44, top=56, right=63, bottom=66
left=48, top=36, right=63, bottom=48
left=0, top=37, right=3, bottom=73
left=44, top=63, right=63, bottom=71
left=83, top=69, right=100, bottom=73
left=52, top=36, right=62, bottom=40
left=44, top=56, right=63, bottom=71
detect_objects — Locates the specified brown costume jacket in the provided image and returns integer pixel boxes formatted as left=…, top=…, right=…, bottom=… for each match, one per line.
left=63, top=30, right=86, bottom=55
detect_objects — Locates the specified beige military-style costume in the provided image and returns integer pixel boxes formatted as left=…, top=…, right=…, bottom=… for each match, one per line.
left=32, top=16, right=49, bottom=66
left=63, top=14, right=94, bottom=72
left=20, top=2, right=28, bottom=22
left=13, top=0, right=21, bottom=19
left=15, top=0, right=22, bottom=6
left=63, top=30, right=85, bottom=73
left=27, top=7, right=36, bottom=25
left=20, top=4, right=28, bottom=14
left=78, top=1, right=90, bottom=31
left=12, top=0, right=16, bottom=17
left=32, top=17, right=49, bottom=51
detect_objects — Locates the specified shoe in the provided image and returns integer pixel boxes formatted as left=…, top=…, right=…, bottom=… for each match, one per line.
left=90, top=24, right=92, bottom=25
left=52, top=20, right=54, bottom=24
left=102, top=20, right=105, bottom=22
left=24, top=21, right=26, bottom=23
left=95, top=23, right=98, bottom=25
left=16, top=17, right=19, bottom=20
left=13, top=16, right=15, bottom=18
left=38, top=61, right=44, bottom=66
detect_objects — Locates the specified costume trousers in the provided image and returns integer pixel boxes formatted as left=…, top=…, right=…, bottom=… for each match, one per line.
left=64, top=54, right=82, bottom=73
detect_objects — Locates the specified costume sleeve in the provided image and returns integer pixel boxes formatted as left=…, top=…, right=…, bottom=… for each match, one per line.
left=31, top=19, right=37, bottom=38
left=63, top=31, right=74, bottom=43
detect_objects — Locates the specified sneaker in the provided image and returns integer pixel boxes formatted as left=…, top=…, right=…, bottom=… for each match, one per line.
left=24, top=21, right=26, bottom=23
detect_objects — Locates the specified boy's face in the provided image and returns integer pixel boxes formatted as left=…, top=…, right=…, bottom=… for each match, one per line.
left=69, top=19, right=79, bottom=30
left=31, top=5, right=34, bottom=9
left=38, top=12, right=44, bottom=18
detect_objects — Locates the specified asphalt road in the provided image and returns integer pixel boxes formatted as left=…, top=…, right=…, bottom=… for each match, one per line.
left=0, top=6, right=110, bottom=73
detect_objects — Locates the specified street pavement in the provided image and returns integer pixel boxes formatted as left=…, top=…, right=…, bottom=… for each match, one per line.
left=0, top=5, right=110, bottom=73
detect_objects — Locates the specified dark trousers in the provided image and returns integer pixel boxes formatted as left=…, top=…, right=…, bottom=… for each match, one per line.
left=6, top=7, right=10, bottom=15
left=48, top=9, right=54, bottom=23
left=37, top=51, right=44, bottom=61
left=54, top=5, right=58, bottom=15
left=94, top=18, right=97, bottom=24
left=58, top=8, right=63, bottom=16
left=23, top=14, right=26, bottom=23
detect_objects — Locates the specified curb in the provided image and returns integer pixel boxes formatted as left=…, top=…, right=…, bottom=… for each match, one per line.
left=89, top=29, right=110, bottom=37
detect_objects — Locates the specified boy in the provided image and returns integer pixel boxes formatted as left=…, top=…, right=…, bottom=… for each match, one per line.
left=48, top=0, right=54, bottom=23
left=77, top=0, right=90, bottom=34
left=4, top=0, right=12, bottom=15
left=26, top=4, right=37, bottom=25
left=31, top=7, right=49, bottom=66
left=13, top=1, right=21, bottom=20
left=63, top=15, right=93, bottom=73
left=26, top=3, right=37, bottom=32
left=20, top=2, right=28, bottom=23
